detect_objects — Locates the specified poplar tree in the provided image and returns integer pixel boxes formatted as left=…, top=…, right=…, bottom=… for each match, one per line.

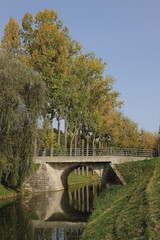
left=21, top=9, right=81, bottom=146
left=67, top=53, right=122, bottom=152
left=0, top=17, right=21, bottom=55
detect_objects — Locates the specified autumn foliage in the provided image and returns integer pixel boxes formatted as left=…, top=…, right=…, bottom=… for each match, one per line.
left=0, top=8, right=158, bottom=160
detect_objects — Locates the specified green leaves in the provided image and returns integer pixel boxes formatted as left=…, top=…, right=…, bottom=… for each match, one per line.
left=0, top=54, right=45, bottom=187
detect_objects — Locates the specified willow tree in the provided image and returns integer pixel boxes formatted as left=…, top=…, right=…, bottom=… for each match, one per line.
left=0, top=54, right=45, bottom=187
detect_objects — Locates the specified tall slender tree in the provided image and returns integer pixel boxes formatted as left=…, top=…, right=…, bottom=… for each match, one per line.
left=0, top=17, right=21, bottom=56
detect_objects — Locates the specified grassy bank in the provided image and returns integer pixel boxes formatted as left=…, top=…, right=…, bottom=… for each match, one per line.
left=0, top=185, right=17, bottom=199
left=81, top=157, right=160, bottom=240
left=0, top=185, right=18, bottom=208
left=0, top=164, right=40, bottom=203
left=68, top=170, right=100, bottom=186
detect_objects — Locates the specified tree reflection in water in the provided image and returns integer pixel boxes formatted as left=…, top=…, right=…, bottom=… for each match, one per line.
left=34, top=228, right=83, bottom=240
left=0, top=201, right=36, bottom=240
left=0, top=182, right=101, bottom=240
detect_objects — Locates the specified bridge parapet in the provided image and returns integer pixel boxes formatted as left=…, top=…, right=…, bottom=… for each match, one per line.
left=35, top=147, right=153, bottom=159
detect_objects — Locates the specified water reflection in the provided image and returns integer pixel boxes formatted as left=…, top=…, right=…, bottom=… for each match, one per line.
left=0, top=200, right=35, bottom=240
left=0, top=182, right=101, bottom=240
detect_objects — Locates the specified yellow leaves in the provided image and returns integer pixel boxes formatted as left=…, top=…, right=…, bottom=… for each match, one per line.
left=35, top=8, right=58, bottom=24
left=139, top=130, right=156, bottom=149
left=0, top=17, right=21, bottom=55
left=154, top=133, right=160, bottom=149
left=22, top=12, right=33, bottom=31
left=88, top=59, right=102, bottom=73
left=19, top=9, right=70, bottom=86
left=99, top=110, right=147, bottom=148
left=38, top=118, right=54, bottom=149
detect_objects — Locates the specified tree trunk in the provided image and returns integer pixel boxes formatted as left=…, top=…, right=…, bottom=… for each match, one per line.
left=82, top=166, right=84, bottom=175
left=57, top=115, right=61, bottom=146
left=86, top=166, right=88, bottom=176
left=99, top=138, right=101, bottom=156
left=34, top=137, right=37, bottom=157
left=82, top=139, right=84, bottom=156
left=92, top=135, right=95, bottom=156
left=64, top=113, right=67, bottom=152
left=77, top=129, right=81, bottom=156
left=33, top=119, right=37, bottom=157
left=70, top=120, right=77, bottom=156
left=86, top=134, right=89, bottom=156
left=50, top=118, right=54, bottom=156
left=70, top=134, right=75, bottom=156
left=74, top=130, right=77, bottom=156
left=101, top=141, right=103, bottom=149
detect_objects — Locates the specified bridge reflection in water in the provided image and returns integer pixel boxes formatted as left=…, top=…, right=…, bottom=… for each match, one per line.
left=23, top=182, right=101, bottom=240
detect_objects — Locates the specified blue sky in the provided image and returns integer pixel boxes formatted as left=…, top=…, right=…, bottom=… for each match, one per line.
left=0, top=0, right=160, bottom=133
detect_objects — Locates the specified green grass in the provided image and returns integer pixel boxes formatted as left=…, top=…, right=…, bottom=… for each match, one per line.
left=68, top=170, right=100, bottom=185
left=0, top=164, right=40, bottom=203
left=81, top=158, right=160, bottom=240
left=0, top=185, right=17, bottom=197
left=0, top=185, right=18, bottom=208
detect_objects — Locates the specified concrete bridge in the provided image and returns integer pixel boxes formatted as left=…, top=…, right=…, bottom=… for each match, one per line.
left=23, top=154, right=148, bottom=192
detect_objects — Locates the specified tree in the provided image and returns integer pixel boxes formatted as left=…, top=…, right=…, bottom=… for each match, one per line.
left=1, top=9, right=82, bottom=149
left=118, top=116, right=139, bottom=148
left=90, top=75, right=123, bottom=148
left=21, top=9, right=81, bottom=146
left=0, top=53, right=45, bottom=187
left=0, top=17, right=21, bottom=55
left=37, top=118, right=54, bottom=150
left=1, top=10, right=125, bottom=153
left=65, top=53, right=105, bottom=153
left=66, top=53, right=122, bottom=154
left=139, top=129, right=155, bottom=149
left=100, top=110, right=122, bottom=147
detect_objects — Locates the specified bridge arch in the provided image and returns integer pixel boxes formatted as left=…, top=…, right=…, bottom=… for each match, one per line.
left=61, top=163, right=101, bottom=189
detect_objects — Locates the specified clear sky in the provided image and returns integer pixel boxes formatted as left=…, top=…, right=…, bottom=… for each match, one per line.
left=0, top=0, right=160, bottom=133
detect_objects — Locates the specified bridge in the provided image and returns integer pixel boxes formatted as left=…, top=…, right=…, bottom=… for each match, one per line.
left=23, top=148, right=152, bottom=192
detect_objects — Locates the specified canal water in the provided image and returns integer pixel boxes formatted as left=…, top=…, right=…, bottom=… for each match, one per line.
left=0, top=182, right=102, bottom=240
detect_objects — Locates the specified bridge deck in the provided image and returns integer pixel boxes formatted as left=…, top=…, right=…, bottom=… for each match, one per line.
left=35, top=155, right=148, bottom=164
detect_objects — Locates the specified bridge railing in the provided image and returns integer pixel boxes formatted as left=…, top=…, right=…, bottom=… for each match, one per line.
left=35, top=147, right=153, bottom=158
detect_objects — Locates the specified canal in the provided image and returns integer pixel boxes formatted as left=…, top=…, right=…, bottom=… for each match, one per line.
left=0, top=182, right=102, bottom=240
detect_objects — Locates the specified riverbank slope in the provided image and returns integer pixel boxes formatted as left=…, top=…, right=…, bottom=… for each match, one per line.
left=81, top=157, right=160, bottom=240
